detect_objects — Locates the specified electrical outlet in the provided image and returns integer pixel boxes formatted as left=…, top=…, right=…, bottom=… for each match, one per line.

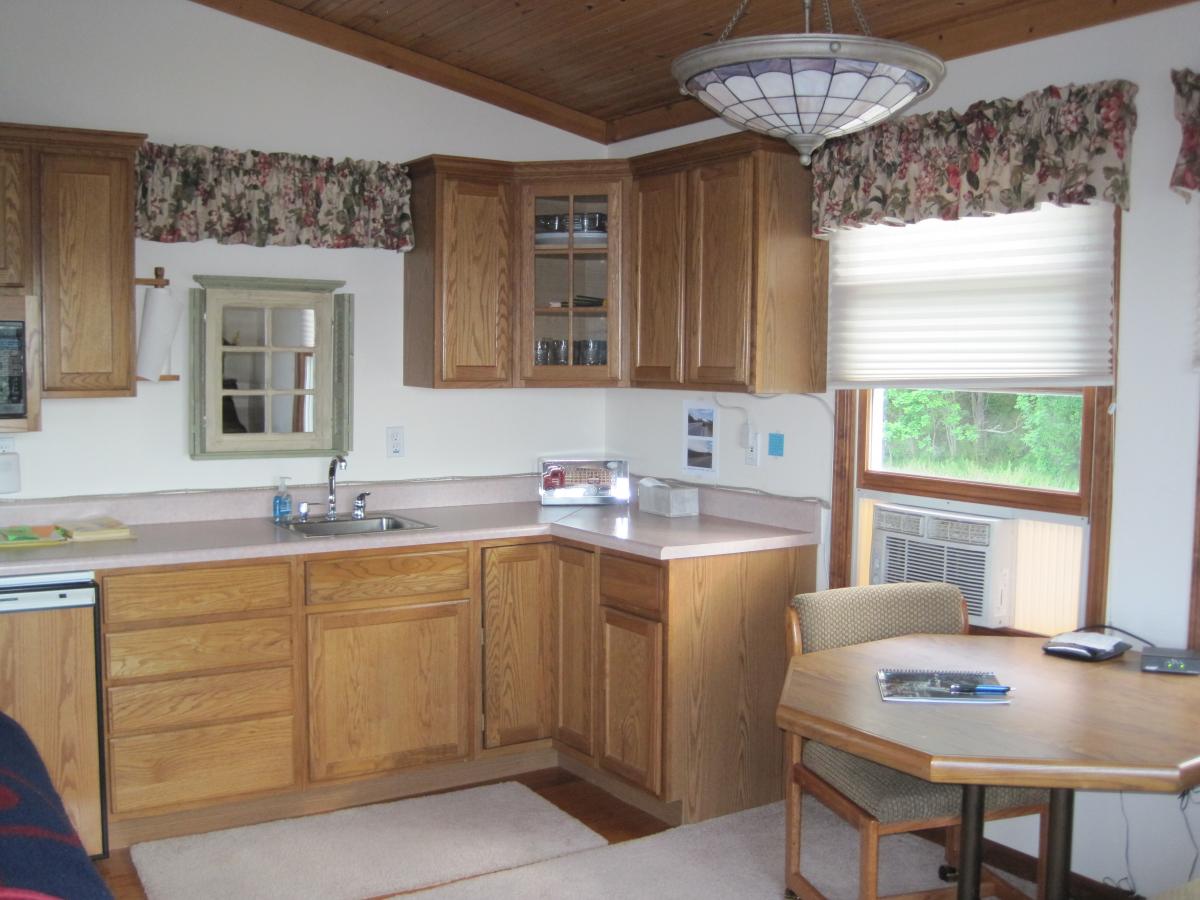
left=386, top=426, right=405, bottom=458
left=744, top=431, right=761, bottom=467
left=0, top=437, right=14, bottom=453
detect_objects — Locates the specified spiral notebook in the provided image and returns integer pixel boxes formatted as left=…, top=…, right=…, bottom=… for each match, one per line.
left=877, top=669, right=1011, bottom=704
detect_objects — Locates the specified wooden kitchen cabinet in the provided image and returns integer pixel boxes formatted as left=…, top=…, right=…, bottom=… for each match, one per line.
left=598, top=605, right=663, bottom=796
left=308, top=600, right=472, bottom=780
left=552, top=544, right=595, bottom=755
left=0, top=144, right=32, bottom=291
left=403, top=156, right=632, bottom=389
left=403, top=156, right=514, bottom=388
left=630, top=132, right=826, bottom=393
left=0, top=123, right=144, bottom=399
left=0, top=603, right=103, bottom=854
left=304, top=544, right=474, bottom=780
left=588, top=546, right=815, bottom=820
left=482, top=543, right=554, bottom=748
left=101, top=560, right=300, bottom=819
left=515, top=164, right=629, bottom=386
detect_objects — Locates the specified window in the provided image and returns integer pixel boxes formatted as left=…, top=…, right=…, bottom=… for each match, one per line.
left=191, top=276, right=353, bottom=459
left=859, top=387, right=1095, bottom=517
left=826, top=203, right=1118, bottom=633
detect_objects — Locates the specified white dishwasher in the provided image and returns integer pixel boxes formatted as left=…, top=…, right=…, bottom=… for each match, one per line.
left=0, top=571, right=105, bottom=856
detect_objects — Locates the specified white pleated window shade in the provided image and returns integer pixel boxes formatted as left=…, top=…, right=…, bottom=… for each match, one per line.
left=827, top=202, right=1116, bottom=388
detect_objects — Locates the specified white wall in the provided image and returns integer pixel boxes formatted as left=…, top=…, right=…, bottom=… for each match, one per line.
left=0, top=0, right=608, bottom=498
left=611, top=5, right=1200, bottom=893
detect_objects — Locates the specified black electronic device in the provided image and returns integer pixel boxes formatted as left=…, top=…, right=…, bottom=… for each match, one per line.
left=1140, top=647, right=1200, bottom=675
left=1042, top=630, right=1130, bottom=661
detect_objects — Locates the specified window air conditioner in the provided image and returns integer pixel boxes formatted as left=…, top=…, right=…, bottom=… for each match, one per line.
left=868, top=503, right=1015, bottom=629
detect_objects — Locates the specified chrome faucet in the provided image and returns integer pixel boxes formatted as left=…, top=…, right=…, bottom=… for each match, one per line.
left=352, top=491, right=371, bottom=520
left=326, top=455, right=347, bottom=520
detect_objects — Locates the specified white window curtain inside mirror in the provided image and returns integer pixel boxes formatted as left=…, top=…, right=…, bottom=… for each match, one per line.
left=827, top=202, right=1116, bottom=389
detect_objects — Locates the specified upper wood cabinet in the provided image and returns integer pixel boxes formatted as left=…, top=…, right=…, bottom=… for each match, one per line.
left=630, top=133, right=827, bottom=394
left=0, top=145, right=32, bottom=292
left=0, top=122, right=144, bottom=400
left=403, top=156, right=514, bottom=388
left=403, top=156, right=630, bottom=389
left=515, top=163, right=629, bottom=387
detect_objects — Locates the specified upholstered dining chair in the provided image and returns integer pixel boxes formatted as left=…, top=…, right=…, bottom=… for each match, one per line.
left=784, top=582, right=1049, bottom=900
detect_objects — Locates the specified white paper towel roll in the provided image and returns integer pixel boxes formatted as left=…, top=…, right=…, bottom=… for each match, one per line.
left=136, top=287, right=185, bottom=380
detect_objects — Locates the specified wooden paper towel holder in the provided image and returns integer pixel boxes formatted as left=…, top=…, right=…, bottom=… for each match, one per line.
left=134, top=267, right=181, bottom=382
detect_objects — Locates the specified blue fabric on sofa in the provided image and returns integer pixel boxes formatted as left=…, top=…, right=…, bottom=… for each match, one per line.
left=0, top=711, right=110, bottom=899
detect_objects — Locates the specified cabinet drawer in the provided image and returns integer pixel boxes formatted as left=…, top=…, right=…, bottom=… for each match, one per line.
left=108, top=666, right=293, bottom=735
left=104, top=563, right=292, bottom=623
left=109, top=715, right=295, bottom=815
left=599, top=554, right=664, bottom=618
left=306, top=548, right=470, bottom=606
left=106, top=616, right=293, bottom=680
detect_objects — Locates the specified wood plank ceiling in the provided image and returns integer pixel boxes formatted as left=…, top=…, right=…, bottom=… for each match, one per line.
left=191, top=0, right=1189, bottom=144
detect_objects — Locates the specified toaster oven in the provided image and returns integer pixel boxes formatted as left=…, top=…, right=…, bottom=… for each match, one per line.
left=539, top=458, right=630, bottom=506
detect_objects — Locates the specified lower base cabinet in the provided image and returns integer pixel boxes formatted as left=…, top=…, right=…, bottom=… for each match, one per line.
left=307, top=600, right=472, bottom=780
left=94, top=540, right=814, bottom=844
left=552, top=545, right=595, bottom=755
left=598, top=605, right=663, bottom=795
left=101, top=561, right=299, bottom=820
left=109, top=716, right=295, bottom=815
left=481, top=544, right=554, bottom=748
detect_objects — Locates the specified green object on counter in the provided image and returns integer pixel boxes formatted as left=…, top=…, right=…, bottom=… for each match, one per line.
left=1, top=526, right=39, bottom=542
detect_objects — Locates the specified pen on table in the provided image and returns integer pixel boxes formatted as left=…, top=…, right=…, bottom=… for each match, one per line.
left=949, top=684, right=1011, bottom=694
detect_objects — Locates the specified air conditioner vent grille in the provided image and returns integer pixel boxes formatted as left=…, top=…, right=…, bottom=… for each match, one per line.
left=880, top=536, right=987, bottom=614
left=874, top=508, right=923, bottom=536
left=930, top=517, right=991, bottom=546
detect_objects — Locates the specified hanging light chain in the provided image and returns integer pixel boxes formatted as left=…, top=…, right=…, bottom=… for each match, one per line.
left=718, top=0, right=753, bottom=42
left=820, top=0, right=833, bottom=33
left=717, top=0, right=874, bottom=41
left=849, top=0, right=873, bottom=36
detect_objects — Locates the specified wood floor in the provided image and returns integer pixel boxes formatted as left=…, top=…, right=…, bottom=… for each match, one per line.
left=94, top=768, right=670, bottom=899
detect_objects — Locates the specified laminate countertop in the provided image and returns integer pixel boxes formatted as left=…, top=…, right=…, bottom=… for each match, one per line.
left=0, top=501, right=818, bottom=577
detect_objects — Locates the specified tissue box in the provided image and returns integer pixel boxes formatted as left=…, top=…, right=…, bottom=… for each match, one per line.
left=637, top=479, right=699, bottom=518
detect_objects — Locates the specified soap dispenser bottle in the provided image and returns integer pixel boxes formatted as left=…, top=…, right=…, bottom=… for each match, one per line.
left=273, top=477, right=293, bottom=523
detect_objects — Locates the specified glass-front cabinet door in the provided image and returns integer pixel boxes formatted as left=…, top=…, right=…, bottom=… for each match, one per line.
left=519, top=178, right=623, bottom=384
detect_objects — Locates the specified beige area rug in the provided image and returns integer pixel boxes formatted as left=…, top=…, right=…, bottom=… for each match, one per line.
left=130, top=781, right=608, bottom=900
left=413, top=795, right=1038, bottom=899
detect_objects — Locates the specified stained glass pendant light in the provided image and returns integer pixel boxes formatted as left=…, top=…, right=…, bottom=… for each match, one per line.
left=672, top=0, right=945, bottom=164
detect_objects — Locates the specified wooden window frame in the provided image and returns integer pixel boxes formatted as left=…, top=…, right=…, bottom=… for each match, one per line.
left=856, top=387, right=1098, bottom=518
left=831, top=386, right=1114, bottom=628
left=829, top=207, right=1120, bottom=630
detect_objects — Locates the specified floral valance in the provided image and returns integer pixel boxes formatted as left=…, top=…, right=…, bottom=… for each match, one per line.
left=812, top=80, right=1138, bottom=234
left=1171, top=69, right=1200, bottom=194
left=136, top=143, right=414, bottom=251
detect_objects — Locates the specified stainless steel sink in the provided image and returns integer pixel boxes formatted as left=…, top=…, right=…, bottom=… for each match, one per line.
left=281, top=514, right=434, bottom=537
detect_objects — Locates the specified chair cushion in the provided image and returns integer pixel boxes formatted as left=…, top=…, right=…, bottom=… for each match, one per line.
left=790, top=583, right=967, bottom=653
left=803, top=741, right=1048, bottom=825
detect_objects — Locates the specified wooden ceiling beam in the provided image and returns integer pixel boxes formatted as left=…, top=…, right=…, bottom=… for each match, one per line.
left=607, top=100, right=715, bottom=145
left=187, top=0, right=610, bottom=144
left=892, top=0, right=1192, bottom=64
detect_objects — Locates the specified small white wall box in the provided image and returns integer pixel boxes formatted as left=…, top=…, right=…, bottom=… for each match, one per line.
left=638, top=478, right=699, bottom=517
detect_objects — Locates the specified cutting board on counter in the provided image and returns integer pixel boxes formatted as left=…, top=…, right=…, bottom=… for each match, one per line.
left=0, top=525, right=68, bottom=548
left=0, top=517, right=133, bottom=548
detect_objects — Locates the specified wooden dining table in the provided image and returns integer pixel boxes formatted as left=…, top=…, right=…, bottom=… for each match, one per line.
left=776, top=634, right=1200, bottom=900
